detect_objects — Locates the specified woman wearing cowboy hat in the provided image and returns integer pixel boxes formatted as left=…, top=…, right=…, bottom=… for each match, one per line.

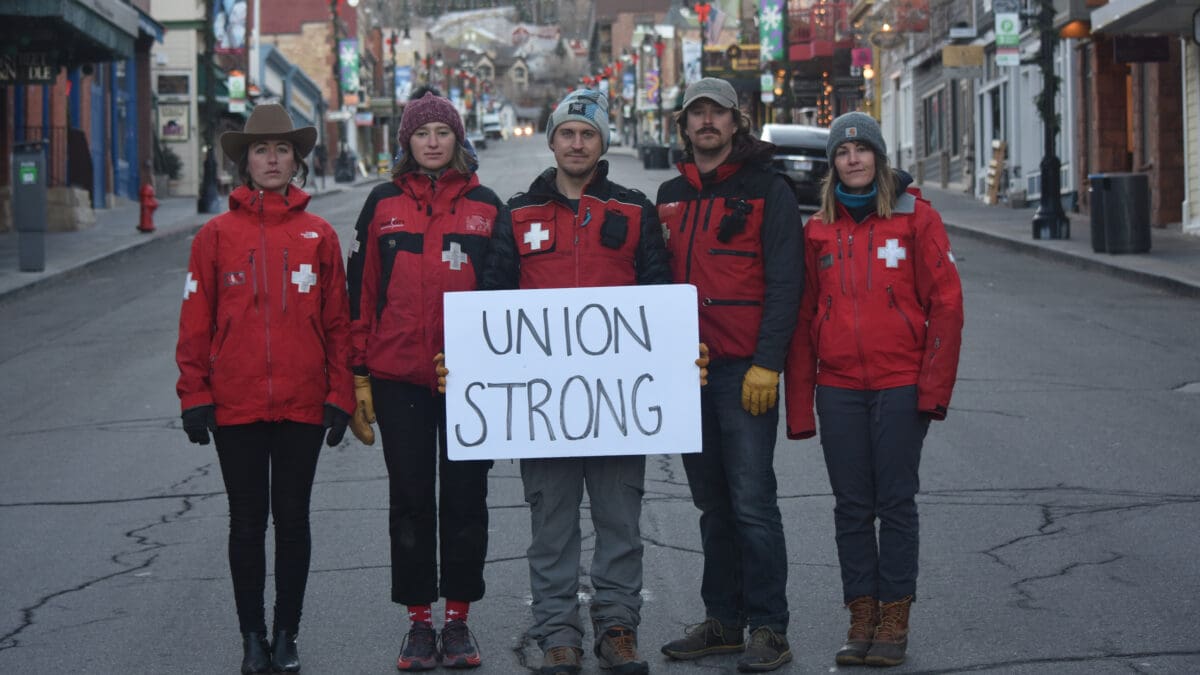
left=175, top=103, right=355, bottom=674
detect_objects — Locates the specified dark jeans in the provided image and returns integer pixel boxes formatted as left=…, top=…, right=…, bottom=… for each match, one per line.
left=214, top=421, right=323, bottom=635
left=816, top=385, right=928, bottom=603
left=681, top=359, right=789, bottom=632
left=373, top=378, right=492, bottom=605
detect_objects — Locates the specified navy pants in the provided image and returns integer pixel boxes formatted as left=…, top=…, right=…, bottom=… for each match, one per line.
left=682, top=359, right=789, bottom=632
left=816, top=384, right=928, bottom=604
left=214, top=421, right=323, bottom=635
left=373, top=378, right=492, bottom=606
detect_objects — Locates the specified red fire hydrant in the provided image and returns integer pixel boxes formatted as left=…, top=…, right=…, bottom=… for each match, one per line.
left=138, top=182, right=158, bottom=233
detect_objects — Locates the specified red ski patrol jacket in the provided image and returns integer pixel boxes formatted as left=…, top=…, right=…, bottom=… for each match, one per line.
left=485, top=160, right=671, bottom=292
left=655, top=137, right=803, bottom=371
left=347, top=168, right=507, bottom=390
left=785, top=184, right=964, bottom=439
left=176, top=185, right=355, bottom=426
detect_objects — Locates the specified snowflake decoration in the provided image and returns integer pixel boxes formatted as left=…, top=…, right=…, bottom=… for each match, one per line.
left=760, top=4, right=782, bottom=31
left=760, top=36, right=778, bottom=62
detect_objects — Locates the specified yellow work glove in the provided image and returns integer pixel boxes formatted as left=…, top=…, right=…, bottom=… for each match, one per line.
left=350, top=375, right=375, bottom=445
left=434, top=353, right=449, bottom=394
left=741, top=365, right=779, bottom=416
left=696, top=343, right=710, bottom=387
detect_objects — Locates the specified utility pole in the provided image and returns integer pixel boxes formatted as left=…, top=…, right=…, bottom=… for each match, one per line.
left=198, top=0, right=220, bottom=213
left=1029, top=0, right=1068, bottom=239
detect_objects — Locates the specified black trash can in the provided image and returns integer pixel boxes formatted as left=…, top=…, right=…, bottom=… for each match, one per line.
left=1089, top=173, right=1150, bottom=254
left=643, top=145, right=670, bottom=170
left=669, top=146, right=685, bottom=165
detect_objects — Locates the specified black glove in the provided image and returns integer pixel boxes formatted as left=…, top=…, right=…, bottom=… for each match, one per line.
left=181, top=405, right=217, bottom=445
left=323, top=404, right=350, bottom=447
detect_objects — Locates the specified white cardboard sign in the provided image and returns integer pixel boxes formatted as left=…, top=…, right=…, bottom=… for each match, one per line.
left=443, top=284, right=703, bottom=460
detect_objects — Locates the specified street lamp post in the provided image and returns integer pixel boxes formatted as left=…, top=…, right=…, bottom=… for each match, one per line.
left=1028, top=0, right=1068, bottom=239
left=330, top=0, right=359, bottom=183
left=388, top=31, right=398, bottom=157
left=198, top=0, right=220, bottom=213
left=654, top=35, right=665, bottom=144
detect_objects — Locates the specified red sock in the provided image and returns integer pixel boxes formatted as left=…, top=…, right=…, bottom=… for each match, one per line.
left=445, top=600, right=470, bottom=623
left=407, top=604, right=432, bottom=626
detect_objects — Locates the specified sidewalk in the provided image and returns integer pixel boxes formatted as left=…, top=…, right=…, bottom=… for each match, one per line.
left=2, top=168, right=1199, bottom=302
left=0, top=175, right=380, bottom=301
left=918, top=183, right=1200, bottom=298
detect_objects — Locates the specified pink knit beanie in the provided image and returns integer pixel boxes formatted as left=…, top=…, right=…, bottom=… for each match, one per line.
left=397, top=93, right=466, bottom=151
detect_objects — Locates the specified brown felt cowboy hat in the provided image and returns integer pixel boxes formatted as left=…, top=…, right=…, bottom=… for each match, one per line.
left=219, top=103, right=317, bottom=160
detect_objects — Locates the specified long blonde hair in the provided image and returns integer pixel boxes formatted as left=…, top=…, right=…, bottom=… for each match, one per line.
left=816, top=151, right=897, bottom=223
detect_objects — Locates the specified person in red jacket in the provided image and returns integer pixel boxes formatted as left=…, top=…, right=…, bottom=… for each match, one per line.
left=345, top=92, right=508, bottom=671
left=656, top=78, right=803, bottom=673
left=784, top=112, right=963, bottom=668
left=175, top=104, right=354, bottom=674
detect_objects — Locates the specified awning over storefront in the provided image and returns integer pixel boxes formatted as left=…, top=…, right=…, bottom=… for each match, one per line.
left=1092, top=0, right=1196, bottom=36
left=0, top=0, right=138, bottom=69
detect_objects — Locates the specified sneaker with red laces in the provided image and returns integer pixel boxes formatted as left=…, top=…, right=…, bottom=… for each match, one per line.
left=439, top=620, right=482, bottom=668
left=397, top=622, right=439, bottom=671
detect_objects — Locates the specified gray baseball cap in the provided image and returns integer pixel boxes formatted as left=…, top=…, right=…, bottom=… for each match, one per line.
left=681, top=78, right=738, bottom=110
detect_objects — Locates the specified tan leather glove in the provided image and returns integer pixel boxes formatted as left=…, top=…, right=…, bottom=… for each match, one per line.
left=696, top=343, right=710, bottom=387
left=350, top=375, right=376, bottom=445
left=741, top=365, right=779, bottom=416
left=434, top=353, right=449, bottom=394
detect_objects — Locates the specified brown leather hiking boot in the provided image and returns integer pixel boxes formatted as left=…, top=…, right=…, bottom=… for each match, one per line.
left=865, top=596, right=912, bottom=667
left=540, top=645, right=583, bottom=675
left=835, top=596, right=880, bottom=665
left=594, top=626, right=648, bottom=674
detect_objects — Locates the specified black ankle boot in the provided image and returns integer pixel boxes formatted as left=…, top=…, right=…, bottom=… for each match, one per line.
left=271, top=629, right=301, bottom=673
left=240, top=632, right=271, bottom=674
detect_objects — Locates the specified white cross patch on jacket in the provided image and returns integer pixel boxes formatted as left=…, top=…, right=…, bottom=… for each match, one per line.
left=524, top=222, right=550, bottom=250
left=877, top=239, right=907, bottom=268
left=291, top=264, right=317, bottom=293
left=443, top=242, right=469, bottom=270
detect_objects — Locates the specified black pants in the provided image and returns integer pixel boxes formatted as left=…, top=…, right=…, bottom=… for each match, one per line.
left=214, top=421, right=323, bottom=635
left=372, top=378, right=492, bottom=605
left=816, top=385, right=928, bottom=604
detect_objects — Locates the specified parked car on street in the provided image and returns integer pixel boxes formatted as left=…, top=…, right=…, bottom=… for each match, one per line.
left=609, top=124, right=623, bottom=147
left=467, top=129, right=487, bottom=151
left=760, top=123, right=830, bottom=210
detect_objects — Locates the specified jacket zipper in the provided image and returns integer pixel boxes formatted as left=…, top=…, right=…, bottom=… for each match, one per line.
left=281, top=248, right=289, bottom=313
left=836, top=229, right=846, bottom=294
left=702, top=297, right=762, bottom=306
left=887, top=285, right=919, bottom=342
left=683, top=191, right=706, bottom=282
left=257, top=191, right=274, bottom=417
left=249, top=250, right=259, bottom=308
left=866, top=225, right=875, bottom=290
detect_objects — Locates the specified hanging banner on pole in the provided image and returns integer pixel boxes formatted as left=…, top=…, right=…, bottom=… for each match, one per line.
left=994, top=0, right=1021, bottom=67
left=759, top=0, right=784, bottom=63
left=339, top=39, right=360, bottom=94
left=682, top=38, right=702, bottom=84
left=394, top=65, right=412, bottom=103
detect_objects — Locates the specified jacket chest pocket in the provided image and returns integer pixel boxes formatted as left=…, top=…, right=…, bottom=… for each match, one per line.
left=280, top=230, right=324, bottom=316
left=513, top=206, right=558, bottom=257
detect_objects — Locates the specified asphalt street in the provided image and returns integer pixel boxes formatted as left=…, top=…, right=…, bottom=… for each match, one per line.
left=1, top=136, right=1198, bottom=674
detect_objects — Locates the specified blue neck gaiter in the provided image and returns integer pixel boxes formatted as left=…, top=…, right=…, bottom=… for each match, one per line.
left=835, top=181, right=877, bottom=209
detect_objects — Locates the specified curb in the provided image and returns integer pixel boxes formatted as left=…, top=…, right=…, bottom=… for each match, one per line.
left=943, top=222, right=1200, bottom=299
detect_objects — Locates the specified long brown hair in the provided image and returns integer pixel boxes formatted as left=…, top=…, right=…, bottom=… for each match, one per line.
left=816, top=151, right=896, bottom=224
left=391, top=143, right=473, bottom=180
